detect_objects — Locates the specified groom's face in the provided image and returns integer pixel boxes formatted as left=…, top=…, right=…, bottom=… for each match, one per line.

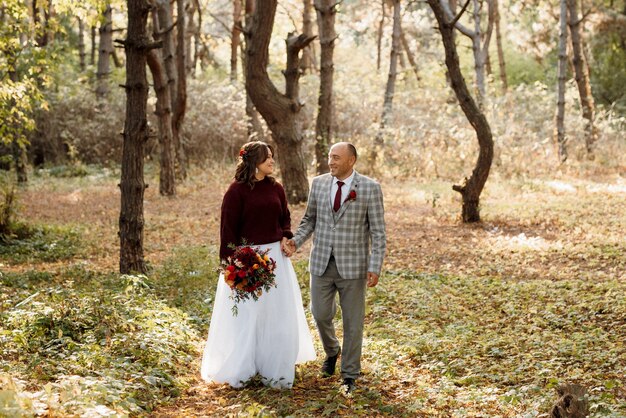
left=328, top=145, right=355, bottom=180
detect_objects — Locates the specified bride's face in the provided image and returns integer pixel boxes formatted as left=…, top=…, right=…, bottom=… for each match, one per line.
left=256, top=148, right=275, bottom=177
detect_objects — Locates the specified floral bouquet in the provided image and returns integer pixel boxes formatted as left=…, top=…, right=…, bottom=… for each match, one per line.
left=222, top=244, right=277, bottom=315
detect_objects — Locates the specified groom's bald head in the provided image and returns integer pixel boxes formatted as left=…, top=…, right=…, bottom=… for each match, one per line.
left=330, top=142, right=357, bottom=160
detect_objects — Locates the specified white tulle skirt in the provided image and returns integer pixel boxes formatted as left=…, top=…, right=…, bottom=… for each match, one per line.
left=200, top=241, right=316, bottom=389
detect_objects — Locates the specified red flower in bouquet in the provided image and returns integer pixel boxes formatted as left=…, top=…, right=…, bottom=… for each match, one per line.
left=345, top=190, right=357, bottom=202
left=221, top=244, right=277, bottom=315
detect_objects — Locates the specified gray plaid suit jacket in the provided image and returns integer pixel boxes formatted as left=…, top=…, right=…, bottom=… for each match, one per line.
left=293, top=171, right=386, bottom=280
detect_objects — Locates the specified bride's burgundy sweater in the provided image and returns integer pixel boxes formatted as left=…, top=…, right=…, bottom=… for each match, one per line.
left=220, top=177, right=294, bottom=260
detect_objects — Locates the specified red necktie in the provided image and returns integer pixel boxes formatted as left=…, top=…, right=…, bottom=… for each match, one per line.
left=333, top=181, right=344, bottom=212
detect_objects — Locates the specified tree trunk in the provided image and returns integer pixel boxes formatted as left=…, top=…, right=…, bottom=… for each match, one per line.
left=192, top=0, right=202, bottom=76
left=78, top=17, right=86, bottom=71
left=91, top=25, right=96, bottom=66
left=245, top=1, right=314, bottom=203
left=156, top=0, right=177, bottom=107
left=377, top=0, right=386, bottom=71
left=471, top=0, right=487, bottom=107
left=400, top=27, right=420, bottom=82
left=494, top=0, right=507, bottom=91
left=428, top=0, right=494, bottom=223
left=301, top=0, right=316, bottom=74
left=555, top=0, right=568, bottom=163
left=567, top=0, right=597, bottom=157
left=371, top=0, right=401, bottom=168
left=173, top=0, right=188, bottom=179
left=33, top=0, right=53, bottom=47
left=119, top=0, right=151, bottom=274
left=313, top=0, right=337, bottom=175
left=442, top=0, right=493, bottom=108
left=147, top=49, right=176, bottom=196
left=243, top=0, right=265, bottom=141
left=96, top=3, right=113, bottom=100
left=231, top=0, right=243, bottom=83
left=111, top=47, right=123, bottom=68
left=12, top=142, right=28, bottom=184
left=185, top=0, right=196, bottom=76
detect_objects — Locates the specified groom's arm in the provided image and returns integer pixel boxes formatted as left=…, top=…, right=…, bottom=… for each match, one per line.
left=367, top=182, right=386, bottom=276
left=292, top=178, right=318, bottom=249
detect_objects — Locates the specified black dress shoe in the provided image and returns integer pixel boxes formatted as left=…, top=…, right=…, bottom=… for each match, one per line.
left=342, top=378, right=356, bottom=393
left=321, top=348, right=341, bottom=377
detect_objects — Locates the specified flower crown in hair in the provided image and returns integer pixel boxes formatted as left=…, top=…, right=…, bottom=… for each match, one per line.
left=239, top=148, right=248, bottom=158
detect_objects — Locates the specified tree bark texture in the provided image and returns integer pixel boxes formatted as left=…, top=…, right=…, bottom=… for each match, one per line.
left=245, top=1, right=314, bottom=203
left=301, top=0, right=316, bottom=74
left=173, top=0, right=188, bottom=178
left=555, top=0, right=568, bottom=162
left=147, top=49, right=176, bottom=196
left=313, top=0, right=337, bottom=174
left=119, top=0, right=151, bottom=274
left=96, top=4, right=113, bottom=100
left=231, top=0, right=243, bottom=83
left=78, top=17, right=86, bottom=71
left=567, top=0, right=597, bottom=157
left=372, top=0, right=401, bottom=168
left=494, top=0, right=507, bottom=91
left=428, top=0, right=494, bottom=223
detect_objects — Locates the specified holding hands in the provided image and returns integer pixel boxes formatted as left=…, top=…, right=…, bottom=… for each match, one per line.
left=281, top=238, right=296, bottom=257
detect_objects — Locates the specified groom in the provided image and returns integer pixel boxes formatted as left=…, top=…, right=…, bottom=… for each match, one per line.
left=286, top=142, right=386, bottom=393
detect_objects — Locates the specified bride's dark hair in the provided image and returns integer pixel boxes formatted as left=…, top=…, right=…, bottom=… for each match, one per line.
left=235, top=141, right=276, bottom=188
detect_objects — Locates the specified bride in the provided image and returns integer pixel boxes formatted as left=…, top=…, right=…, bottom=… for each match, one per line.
left=200, top=141, right=316, bottom=389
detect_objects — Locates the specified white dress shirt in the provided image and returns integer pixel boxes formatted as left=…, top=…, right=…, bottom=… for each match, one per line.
left=330, top=170, right=355, bottom=208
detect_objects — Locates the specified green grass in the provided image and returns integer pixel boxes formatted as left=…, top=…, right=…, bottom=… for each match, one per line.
left=0, top=267, right=200, bottom=416
left=0, top=222, right=83, bottom=264
left=362, top=271, right=626, bottom=416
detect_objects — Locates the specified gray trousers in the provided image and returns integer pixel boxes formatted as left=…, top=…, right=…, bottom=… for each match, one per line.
left=310, top=256, right=367, bottom=379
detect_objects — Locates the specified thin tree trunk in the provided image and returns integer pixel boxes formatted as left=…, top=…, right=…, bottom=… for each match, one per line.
left=471, top=0, right=486, bottom=106
left=400, top=27, right=420, bottom=82
left=372, top=0, right=401, bottom=168
left=555, top=0, right=569, bottom=162
left=231, top=0, right=243, bottom=83
left=96, top=4, right=113, bottom=100
left=243, top=0, right=265, bottom=141
left=12, top=142, right=28, bottom=184
left=441, top=0, right=493, bottom=108
left=314, top=0, right=337, bottom=174
left=91, top=25, right=96, bottom=65
left=173, top=0, right=188, bottom=178
left=245, top=1, right=314, bottom=203
left=493, top=0, right=507, bottom=91
left=147, top=49, right=176, bottom=196
left=119, top=0, right=152, bottom=274
left=301, top=0, right=315, bottom=74
left=377, top=0, right=386, bottom=71
left=78, top=17, right=86, bottom=71
left=111, top=47, right=123, bottom=67
left=185, top=0, right=196, bottom=76
left=567, top=0, right=597, bottom=157
left=192, top=0, right=202, bottom=75
left=428, top=0, right=494, bottom=223
left=156, top=0, right=177, bottom=113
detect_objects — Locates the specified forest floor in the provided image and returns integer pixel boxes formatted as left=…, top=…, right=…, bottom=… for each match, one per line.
left=1, top=164, right=625, bottom=417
